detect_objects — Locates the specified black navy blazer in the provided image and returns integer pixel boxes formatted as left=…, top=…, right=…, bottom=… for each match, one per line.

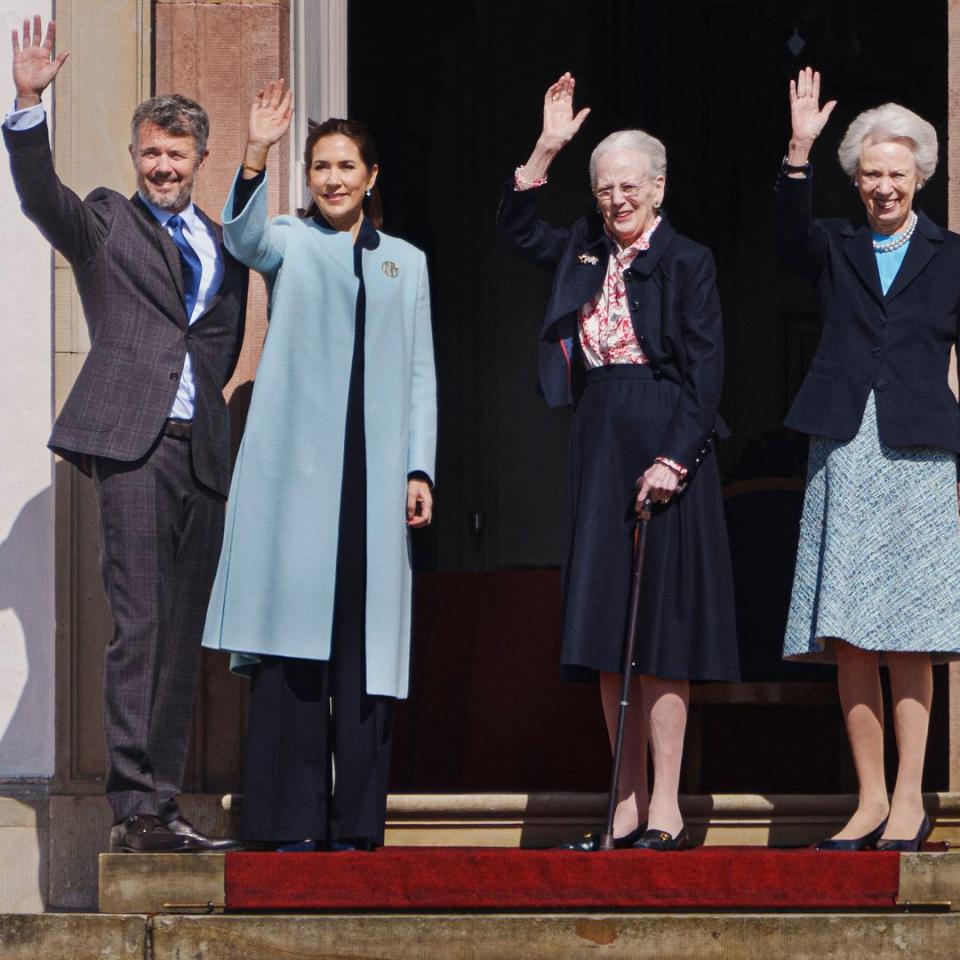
left=4, top=119, right=248, bottom=496
left=496, top=182, right=728, bottom=471
left=776, top=171, right=960, bottom=457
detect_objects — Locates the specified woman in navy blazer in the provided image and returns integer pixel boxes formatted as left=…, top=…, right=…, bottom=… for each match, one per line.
left=498, top=74, right=738, bottom=852
left=779, top=68, right=960, bottom=853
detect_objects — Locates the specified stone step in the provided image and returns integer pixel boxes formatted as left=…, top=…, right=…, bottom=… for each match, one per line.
left=5, top=912, right=960, bottom=960
left=98, top=849, right=960, bottom=915
left=27, top=792, right=960, bottom=912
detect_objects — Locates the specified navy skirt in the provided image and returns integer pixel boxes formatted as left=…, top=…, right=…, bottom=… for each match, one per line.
left=561, top=365, right=739, bottom=682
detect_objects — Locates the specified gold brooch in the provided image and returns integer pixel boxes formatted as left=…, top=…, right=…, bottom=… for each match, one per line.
left=577, top=253, right=599, bottom=265
left=381, top=260, right=399, bottom=278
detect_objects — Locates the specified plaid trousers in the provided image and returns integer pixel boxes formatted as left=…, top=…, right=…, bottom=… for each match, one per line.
left=93, top=432, right=224, bottom=823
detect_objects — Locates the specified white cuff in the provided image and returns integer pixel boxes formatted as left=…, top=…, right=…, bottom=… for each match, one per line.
left=4, top=102, right=45, bottom=131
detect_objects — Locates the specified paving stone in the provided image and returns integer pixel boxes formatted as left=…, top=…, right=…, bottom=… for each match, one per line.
left=151, top=912, right=960, bottom=960
left=0, top=914, right=146, bottom=960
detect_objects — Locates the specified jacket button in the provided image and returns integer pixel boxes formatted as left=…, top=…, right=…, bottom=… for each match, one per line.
left=875, top=380, right=888, bottom=391
left=871, top=347, right=882, bottom=357
left=631, top=300, right=639, bottom=309
left=695, top=457, right=702, bottom=466
left=624, top=269, right=635, bottom=281
left=169, top=372, right=179, bottom=381
left=652, top=369, right=662, bottom=380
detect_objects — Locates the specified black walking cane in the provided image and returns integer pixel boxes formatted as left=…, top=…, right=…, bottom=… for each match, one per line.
left=598, top=497, right=653, bottom=851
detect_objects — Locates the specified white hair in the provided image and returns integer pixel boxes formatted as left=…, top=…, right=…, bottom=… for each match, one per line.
left=589, top=129, right=667, bottom=190
left=837, top=102, right=938, bottom=185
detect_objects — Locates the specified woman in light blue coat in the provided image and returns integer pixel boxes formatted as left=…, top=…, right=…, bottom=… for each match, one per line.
left=202, top=80, right=436, bottom=850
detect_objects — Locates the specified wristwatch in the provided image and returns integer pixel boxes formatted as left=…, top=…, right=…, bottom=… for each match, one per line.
left=781, top=155, right=811, bottom=175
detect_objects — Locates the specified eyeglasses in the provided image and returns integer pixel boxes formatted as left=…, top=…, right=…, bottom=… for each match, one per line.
left=594, top=178, right=653, bottom=202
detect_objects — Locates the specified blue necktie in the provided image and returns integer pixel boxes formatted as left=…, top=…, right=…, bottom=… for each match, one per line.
left=167, top=214, right=202, bottom=321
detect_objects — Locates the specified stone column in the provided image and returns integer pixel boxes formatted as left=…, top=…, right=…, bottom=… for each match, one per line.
left=156, top=0, right=291, bottom=395
left=0, top=0, right=56, bottom=914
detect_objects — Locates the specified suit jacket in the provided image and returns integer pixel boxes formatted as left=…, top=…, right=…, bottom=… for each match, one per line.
left=776, top=171, right=960, bottom=455
left=496, top=182, right=728, bottom=471
left=3, top=119, right=247, bottom=496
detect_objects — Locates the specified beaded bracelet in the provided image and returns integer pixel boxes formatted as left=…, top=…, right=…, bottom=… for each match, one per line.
left=654, top=456, right=688, bottom=481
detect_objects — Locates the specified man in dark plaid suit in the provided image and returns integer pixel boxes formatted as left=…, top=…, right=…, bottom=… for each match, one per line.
left=4, top=16, right=248, bottom=852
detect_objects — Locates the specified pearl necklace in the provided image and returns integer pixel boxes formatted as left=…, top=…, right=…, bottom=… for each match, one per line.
left=872, top=211, right=918, bottom=253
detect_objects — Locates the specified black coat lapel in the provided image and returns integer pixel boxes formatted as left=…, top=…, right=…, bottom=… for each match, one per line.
left=549, top=224, right=607, bottom=321
left=840, top=224, right=883, bottom=304
left=627, top=217, right=676, bottom=277
left=884, top=212, right=941, bottom=302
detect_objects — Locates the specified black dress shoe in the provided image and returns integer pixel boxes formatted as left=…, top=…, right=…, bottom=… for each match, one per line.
left=815, top=818, right=888, bottom=851
left=558, top=824, right=647, bottom=852
left=632, top=827, right=688, bottom=851
left=166, top=816, right=244, bottom=852
left=109, top=815, right=193, bottom=853
left=327, top=837, right=376, bottom=852
left=876, top=814, right=931, bottom=853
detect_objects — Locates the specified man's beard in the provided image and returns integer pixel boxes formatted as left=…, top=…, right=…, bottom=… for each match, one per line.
left=140, top=173, right=193, bottom=211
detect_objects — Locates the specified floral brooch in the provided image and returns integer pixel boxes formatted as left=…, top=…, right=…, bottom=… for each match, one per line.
left=577, top=253, right=599, bottom=265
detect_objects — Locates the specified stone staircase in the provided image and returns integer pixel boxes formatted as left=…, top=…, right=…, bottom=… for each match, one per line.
left=4, top=793, right=960, bottom=959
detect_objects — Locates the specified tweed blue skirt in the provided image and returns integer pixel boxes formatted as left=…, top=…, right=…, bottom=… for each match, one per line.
left=784, top=391, right=960, bottom=663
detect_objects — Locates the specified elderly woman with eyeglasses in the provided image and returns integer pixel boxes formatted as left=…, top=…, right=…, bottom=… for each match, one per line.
left=496, top=73, right=738, bottom=852
left=779, top=68, right=960, bottom=853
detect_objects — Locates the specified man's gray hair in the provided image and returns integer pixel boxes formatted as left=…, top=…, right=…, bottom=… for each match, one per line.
left=837, top=102, right=938, bottom=185
left=130, top=94, right=210, bottom=156
left=589, top=129, right=667, bottom=190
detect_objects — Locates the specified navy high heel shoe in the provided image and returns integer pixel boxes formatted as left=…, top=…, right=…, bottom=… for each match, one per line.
left=876, top=814, right=931, bottom=853
left=815, top=818, right=888, bottom=851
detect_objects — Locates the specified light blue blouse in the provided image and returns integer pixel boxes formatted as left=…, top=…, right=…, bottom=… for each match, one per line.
left=873, top=231, right=911, bottom=295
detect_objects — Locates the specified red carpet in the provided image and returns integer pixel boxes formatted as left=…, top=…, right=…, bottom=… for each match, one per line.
left=224, top=847, right=901, bottom=911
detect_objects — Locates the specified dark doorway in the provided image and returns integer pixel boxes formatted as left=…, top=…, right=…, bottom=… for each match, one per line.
left=349, top=0, right=950, bottom=794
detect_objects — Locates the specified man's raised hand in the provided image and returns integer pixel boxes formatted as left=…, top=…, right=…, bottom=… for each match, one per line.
left=11, top=15, right=68, bottom=107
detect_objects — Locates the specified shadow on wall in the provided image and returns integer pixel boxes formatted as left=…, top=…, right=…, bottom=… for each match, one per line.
left=0, top=482, right=54, bottom=777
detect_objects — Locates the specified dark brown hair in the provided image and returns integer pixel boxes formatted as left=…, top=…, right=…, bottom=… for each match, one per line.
left=131, top=94, right=210, bottom=155
left=301, top=118, right=383, bottom=229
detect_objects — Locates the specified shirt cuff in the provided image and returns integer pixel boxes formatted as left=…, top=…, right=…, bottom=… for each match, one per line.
left=232, top=168, right=265, bottom=219
left=407, top=469, right=434, bottom=488
left=513, top=166, right=547, bottom=192
left=4, top=102, right=45, bottom=131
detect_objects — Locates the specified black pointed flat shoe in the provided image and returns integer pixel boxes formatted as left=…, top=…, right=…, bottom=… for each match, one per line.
left=632, top=826, right=688, bottom=851
left=876, top=814, right=931, bottom=853
left=815, top=818, right=888, bottom=851
left=558, top=824, right=647, bottom=852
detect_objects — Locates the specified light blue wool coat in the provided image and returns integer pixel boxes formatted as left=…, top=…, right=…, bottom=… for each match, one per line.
left=201, top=172, right=436, bottom=699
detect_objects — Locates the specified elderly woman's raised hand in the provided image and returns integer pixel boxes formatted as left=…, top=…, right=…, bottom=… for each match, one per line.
left=539, top=72, right=591, bottom=151
left=789, top=67, right=836, bottom=150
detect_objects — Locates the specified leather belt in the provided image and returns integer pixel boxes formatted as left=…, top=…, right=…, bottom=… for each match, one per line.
left=162, top=418, right=193, bottom=440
